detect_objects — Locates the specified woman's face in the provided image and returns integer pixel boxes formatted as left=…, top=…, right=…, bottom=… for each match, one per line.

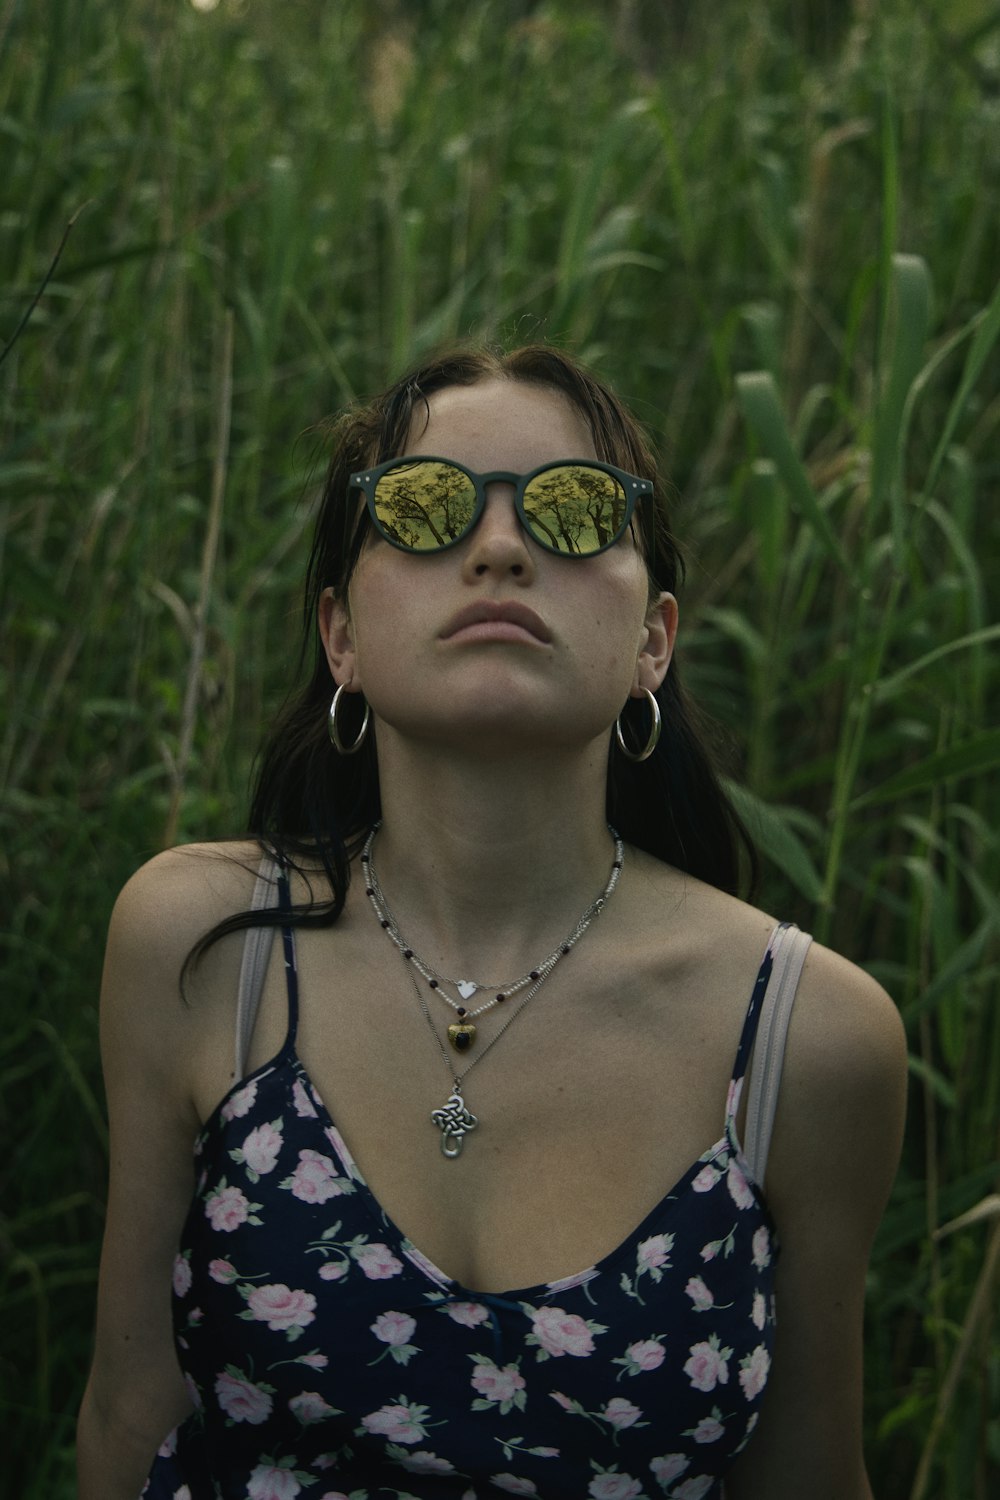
left=320, top=378, right=676, bottom=754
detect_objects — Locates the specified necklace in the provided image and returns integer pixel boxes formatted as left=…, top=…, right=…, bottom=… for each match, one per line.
left=363, top=852, right=575, bottom=1050
left=361, top=825, right=624, bottom=1053
left=361, top=824, right=624, bottom=1157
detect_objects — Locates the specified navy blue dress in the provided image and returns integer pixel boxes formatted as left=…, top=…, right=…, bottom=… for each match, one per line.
left=143, top=901, right=791, bottom=1500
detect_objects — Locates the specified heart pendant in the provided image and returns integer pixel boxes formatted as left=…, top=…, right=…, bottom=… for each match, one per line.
left=447, top=1022, right=477, bottom=1053
left=456, top=981, right=477, bottom=1000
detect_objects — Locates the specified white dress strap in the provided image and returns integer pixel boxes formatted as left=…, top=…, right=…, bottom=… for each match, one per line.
left=742, top=924, right=813, bottom=1187
left=233, top=855, right=281, bottom=1081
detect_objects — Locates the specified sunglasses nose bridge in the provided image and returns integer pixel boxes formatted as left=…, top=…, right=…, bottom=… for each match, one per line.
left=477, top=476, right=522, bottom=529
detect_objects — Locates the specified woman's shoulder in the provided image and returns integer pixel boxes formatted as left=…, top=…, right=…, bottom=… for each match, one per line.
left=777, top=934, right=908, bottom=1146
left=103, top=841, right=272, bottom=1029
left=111, top=839, right=265, bottom=950
left=630, top=847, right=906, bottom=1095
left=752, top=927, right=907, bottom=1231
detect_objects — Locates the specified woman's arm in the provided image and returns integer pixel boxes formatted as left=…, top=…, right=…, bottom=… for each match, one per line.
left=77, top=848, right=250, bottom=1500
left=726, top=943, right=908, bottom=1500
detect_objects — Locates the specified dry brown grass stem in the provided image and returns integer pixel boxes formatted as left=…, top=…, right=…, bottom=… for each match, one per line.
left=909, top=1216, right=1000, bottom=1500
left=161, top=309, right=234, bottom=849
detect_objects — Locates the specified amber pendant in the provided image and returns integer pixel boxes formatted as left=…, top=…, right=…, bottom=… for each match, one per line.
left=447, top=1021, right=477, bottom=1053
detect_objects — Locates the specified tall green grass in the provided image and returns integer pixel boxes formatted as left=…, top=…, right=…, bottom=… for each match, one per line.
left=2, top=1, right=998, bottom=1494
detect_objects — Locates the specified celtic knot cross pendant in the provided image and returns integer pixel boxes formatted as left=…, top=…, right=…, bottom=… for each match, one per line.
left=430, top=1087, right=478, bottom=1158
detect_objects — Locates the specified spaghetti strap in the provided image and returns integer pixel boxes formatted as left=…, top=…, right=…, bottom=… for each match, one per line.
left=725, top=921, right=789, bottom=1124
left=232, top=855, right=298, bottom=1080
left=742, top=924, right=812, bottom=1186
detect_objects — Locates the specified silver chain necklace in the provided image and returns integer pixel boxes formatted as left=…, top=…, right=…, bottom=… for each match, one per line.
left=360, top=824, right=624, bottom=1157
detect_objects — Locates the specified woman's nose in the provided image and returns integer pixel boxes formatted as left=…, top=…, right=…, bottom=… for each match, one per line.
left=461, top=485, right=537, bottom=581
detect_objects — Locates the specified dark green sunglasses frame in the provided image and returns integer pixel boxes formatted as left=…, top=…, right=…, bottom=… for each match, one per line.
left=348, top=455, right=654, bottom=558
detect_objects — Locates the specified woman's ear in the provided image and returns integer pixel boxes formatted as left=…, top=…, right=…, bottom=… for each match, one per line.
left=318, top=587, right=361, bottom=690
left=632, top=592, right=678, bottom=695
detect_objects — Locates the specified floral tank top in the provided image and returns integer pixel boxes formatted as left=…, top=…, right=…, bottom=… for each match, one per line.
left=142, top=901, right=799, bottom=1500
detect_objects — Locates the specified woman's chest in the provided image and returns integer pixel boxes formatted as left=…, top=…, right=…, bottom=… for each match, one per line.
left=226, top=935, right=750, bottom=1293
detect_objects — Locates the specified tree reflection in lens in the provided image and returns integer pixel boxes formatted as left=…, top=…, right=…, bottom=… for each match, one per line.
left=374, top=461, right=477, bottom=549
left=523, top=466, right=625, bottom=554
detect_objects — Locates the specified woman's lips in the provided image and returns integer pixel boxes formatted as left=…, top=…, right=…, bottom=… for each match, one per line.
left=439, top=601, right=552, bottom=644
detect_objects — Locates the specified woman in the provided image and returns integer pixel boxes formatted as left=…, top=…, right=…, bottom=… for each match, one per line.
left=78, top=346, right=907, bottom=1499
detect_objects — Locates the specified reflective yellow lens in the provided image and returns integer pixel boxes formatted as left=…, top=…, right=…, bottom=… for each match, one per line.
left=373, top=461, right=477, bottom=550
left=522, top=465, right=626, bottom=554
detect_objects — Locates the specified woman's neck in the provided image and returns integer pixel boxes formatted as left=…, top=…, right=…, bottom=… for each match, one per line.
left=363, top=735, right=619, bottom=980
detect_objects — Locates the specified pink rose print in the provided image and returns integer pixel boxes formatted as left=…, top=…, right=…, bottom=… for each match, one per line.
left=318, top=1261, right=347, bottom=1281
left=395, top=1450, right=456, bottom=1474
left=444, top=1301, right=490, bottom=1328
left=221, top=1078, right=258, bottom=1120
left=283, top=1149, right=347, bottom=1204
left=626, top=1339, right=665, bottom=1372
left=247, top=1283, right=317, bottom=1332
left=690, top=1413, right=725, bottom=1444
left=529, top=1305, right=598, bottom=1358
left=156, top=1427, right=178, bottom=1457
left=208, top=1258, right=238, bottom=1284
left=241, top=1120, right=283, bottom=1176
left=360, top=1399, right=429, bottom=1445
left=739, top=1343, right=771, bottom=1400
left=649, top=1453, right=689, bottom=1485
left=246, top=1464, right=301, bottom=1500
left=296, top=1350, right=328, bottom=1369
left=214, top=1369, right=273, bottom=1425
left=372, top=1311, right=417, bottom=1346
left=684, top=1276, right=714, bottom=1311
left=727, top=1156, right=755, bottom=1210
left=353, top=1242, right=404, bottom=1280
left=172, top=1253, right=192, bottom=1297
left=292, top=1078, right=318, bottom=1118
left=490, top=1478, right=538, bottom=1496
left=470, top=1358, right=525, bottom=1405
left=637, top=1234, right=673, bottom=1273
left=691, top=1164, right=721, bottom=1193
left=172, top=1488, right=192, bottom=1500
left=550, top=1390, right=575, bottom=1410
left=204, top=1183, right=251, bottom=1233
left=683, top=1334, right=732, bottom=1392
left=183, top=1372, right=203, bottom=1412
left=602, top=1397, right=643, bottom=1430
left=588, top=1474, right=644, bottom=1499
left=289, top=1390, right=338, bottom=1422
left=751, top=1290, right=766, bottom=1330
left=751, top=1225, right=771, bottom=1269
left=674, top=1479, right=715, bottom=1500
left=699, top=1240, right=720, bottom=1263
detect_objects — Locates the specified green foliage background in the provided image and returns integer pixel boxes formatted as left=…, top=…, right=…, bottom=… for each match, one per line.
left=2, top=1, right=998, bottom=1495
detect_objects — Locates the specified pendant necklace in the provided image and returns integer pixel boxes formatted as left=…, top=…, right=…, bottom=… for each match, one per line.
left=361, top=824, right=624, bottom=1157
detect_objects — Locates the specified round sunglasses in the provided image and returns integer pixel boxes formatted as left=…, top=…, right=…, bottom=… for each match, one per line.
left=348, top=456, right=653, bottom=558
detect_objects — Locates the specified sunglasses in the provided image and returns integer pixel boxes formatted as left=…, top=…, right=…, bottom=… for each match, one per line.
left=348, top=456, right=653, bottom=558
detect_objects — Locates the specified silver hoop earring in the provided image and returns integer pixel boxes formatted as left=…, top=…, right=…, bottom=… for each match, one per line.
left=615, top=687, right=661, bottom=763
left=328, top=683, right=370, bottom=754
